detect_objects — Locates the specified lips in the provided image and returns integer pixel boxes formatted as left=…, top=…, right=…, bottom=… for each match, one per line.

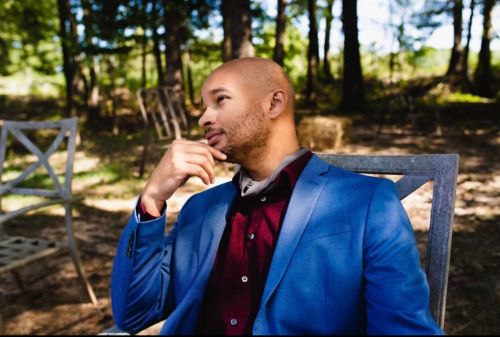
left=205, top=130, right=224, bottom=146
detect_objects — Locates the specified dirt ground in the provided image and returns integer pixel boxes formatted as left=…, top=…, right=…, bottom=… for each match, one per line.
left=0, top=100, right=498, bottom=334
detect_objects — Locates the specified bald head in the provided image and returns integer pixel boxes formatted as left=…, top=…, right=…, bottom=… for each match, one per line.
left=199, top=57, right=300, bottom=176
left=208, top=57, right=295, bottom=111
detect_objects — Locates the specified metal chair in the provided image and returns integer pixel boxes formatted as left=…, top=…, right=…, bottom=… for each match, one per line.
left=318, top=153, right=459, bottom=329
left=136, top=86, right=191, bottom=178
left=0, top=118, right=98, bottom=330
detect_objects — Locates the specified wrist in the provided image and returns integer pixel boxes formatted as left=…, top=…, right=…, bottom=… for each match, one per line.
left=140, top=193, right=166, bottom=217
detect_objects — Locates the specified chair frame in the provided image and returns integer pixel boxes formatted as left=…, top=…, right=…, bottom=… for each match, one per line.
left=0, top=118, right=98, bottom=326
left=102, top=153, right=459, bottom=333
left=318, top=153, right=459, bottom=328
left=136, top=86, right=190, bottom=178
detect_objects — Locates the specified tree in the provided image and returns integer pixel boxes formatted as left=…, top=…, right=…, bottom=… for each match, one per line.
left=57, top=0, right=76, bottom=117
left=339, top=0, right=364, bottom=111
left=305, top=0, right=320, bottom=106
left=151, top=0, right=165, bottom=86
left=221, top=0, right=255, bottom=60
left=81, top=0, right=100, bottom=119
left=163, top=1, right=186, bottom=92
left=462, top=0, right=476, bottom=88
left=322, top=0, right=335, bottom=81
left=273, top=0, right=288, bottom=66
left=446, top=0, right=465, bottom=79
left=474, top=0, right=495, bottom=97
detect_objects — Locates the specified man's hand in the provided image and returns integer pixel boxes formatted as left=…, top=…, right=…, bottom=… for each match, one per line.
left=141, top=139, right=227, bottom=216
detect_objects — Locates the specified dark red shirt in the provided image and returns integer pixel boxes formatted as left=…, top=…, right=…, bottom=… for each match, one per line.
left=196, top=150, right=313, bottom=335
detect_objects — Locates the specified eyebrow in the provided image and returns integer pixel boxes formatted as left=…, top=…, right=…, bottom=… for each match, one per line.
left=201, top=87, right=232, bottom=107
left=209, top=87, right=231, bottom=96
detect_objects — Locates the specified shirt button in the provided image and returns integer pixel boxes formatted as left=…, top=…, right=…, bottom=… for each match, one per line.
left=230, top=318, right=238, bottom=326
left=260, top=195, right=266, bottom=202
left=241, top=276, right=248, bottom=283
left=247, top=233, right=255, bottom=240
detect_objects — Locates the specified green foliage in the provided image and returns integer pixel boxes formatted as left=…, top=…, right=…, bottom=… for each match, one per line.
left=361, top=46, right=451, bottom=81
left=0, top=0, right=497, bottom=115
left=0, top=0, right=61, bottom=75
left=442, top=92, right=489, bottom=104
left=187, top=35, right=223, bottom=101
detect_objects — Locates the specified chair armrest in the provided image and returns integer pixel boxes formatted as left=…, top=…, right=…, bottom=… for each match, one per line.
left=0, top=195, right=84, bottom=225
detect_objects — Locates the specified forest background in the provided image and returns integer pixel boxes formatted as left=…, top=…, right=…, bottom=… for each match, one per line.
left=0, top=0, right=498, bottom=334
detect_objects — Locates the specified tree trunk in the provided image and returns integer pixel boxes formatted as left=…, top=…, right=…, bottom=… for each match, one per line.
left=462, top=0, right=475, bottom=89
left=221, top=0, right=255, bottom=61
left=474, top=0, right=494, bottom=97
left=163, top=1, right=185, bottom=92
left=81, top=0, right=100, bottom=120
left=184, top=42, right=197, bottom=107
left=323, top=0, right=335, bottom=81
left=446, top=0, right=464, bottom=78
left=152, top=0, right=164, bottom=86
left=306, top=0, right=320, bottom=107
left=141, top=0, right=148, bottom=88
left=340, top=0, right=364, bottom=111
left=56, top=0, right=74, bottom=118
left=273, top=0, right=287, bottom=66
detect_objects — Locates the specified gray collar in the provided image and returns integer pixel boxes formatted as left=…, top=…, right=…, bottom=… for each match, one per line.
left=234, top=148, right=309, bottom=197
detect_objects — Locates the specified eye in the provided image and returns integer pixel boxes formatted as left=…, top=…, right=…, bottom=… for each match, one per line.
left=216, top=96, right=228, bottom=104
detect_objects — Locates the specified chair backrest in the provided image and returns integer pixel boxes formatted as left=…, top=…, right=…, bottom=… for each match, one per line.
left=318, top=153, right=459, bottom=329
left=136, top=86, right=188, bottom=141
left=0, top=118, right=77, bottom=201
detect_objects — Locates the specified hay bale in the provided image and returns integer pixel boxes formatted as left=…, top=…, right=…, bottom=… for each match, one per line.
left=297, top=116, right=351, bottom=151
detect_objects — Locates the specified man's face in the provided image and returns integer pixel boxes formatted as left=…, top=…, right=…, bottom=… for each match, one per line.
left=199, top=69, right=270, bottom=163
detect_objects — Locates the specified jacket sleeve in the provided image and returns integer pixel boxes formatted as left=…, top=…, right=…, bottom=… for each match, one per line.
left=110, top=199, right=177, bottom=333
left=363, top=179, right=443, bottom=335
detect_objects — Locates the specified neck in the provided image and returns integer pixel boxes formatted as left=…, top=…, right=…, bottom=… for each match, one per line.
left=240, top=133, right=300, bottom=181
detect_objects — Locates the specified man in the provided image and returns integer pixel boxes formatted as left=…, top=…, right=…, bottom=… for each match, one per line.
left=111, top=57, right=442, bottom=334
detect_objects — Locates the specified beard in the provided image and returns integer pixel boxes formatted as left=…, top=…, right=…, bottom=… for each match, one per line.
left=219, top=105, right=270, bottom=164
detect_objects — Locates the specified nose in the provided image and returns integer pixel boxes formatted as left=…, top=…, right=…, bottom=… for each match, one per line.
left=198, top=106, right=215, bottom=128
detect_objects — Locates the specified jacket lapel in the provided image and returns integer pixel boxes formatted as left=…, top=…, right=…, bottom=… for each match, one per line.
left=166, top=183, right=237, bottom=334
left=258, top=155, right=329, bottom=310
left=197, top=182, right=237, bottom=269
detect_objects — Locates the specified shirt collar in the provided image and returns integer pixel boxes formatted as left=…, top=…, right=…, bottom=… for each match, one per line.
left=232, top=148, right=312, bottom=197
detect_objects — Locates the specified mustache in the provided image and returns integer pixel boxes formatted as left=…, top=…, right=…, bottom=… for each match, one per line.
left=204, top=127, right=225, bottom=135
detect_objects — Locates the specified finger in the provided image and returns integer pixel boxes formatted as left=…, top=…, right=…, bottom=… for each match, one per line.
left=184, top=163, right=211, bottom=185
left=184, top=154, right=215, bottom=183
left=174, top=147, right=215, bottom=174
left=205, top=145, right=227, bottom=161
left=171, top=141, right=217, bottom=167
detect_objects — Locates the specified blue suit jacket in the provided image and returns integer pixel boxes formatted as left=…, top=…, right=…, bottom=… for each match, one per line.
left=111, top=155, right=443, bottom=334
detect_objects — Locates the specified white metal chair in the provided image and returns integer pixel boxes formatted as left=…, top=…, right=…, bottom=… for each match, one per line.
left=0, top=118, right=98, bottom=330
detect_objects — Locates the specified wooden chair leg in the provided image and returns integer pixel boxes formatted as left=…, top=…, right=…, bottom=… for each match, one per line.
left=63, top=204, right=98, bottom=307
left=11, top=270, right=26, bottom=293
left=139, top=129, right=152, bottom=178
left=0, top=287, right=6, bottom=333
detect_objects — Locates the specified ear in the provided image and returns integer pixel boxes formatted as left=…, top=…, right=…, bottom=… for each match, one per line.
left=267, top=89, right=287, bottom=119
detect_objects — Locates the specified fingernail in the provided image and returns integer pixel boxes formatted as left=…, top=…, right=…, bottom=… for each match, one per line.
left=221, top=153, right=227, bottom=159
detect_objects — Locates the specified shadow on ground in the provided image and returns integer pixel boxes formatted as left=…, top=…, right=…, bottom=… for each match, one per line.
left=0, top=96, right=499, bottom=334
